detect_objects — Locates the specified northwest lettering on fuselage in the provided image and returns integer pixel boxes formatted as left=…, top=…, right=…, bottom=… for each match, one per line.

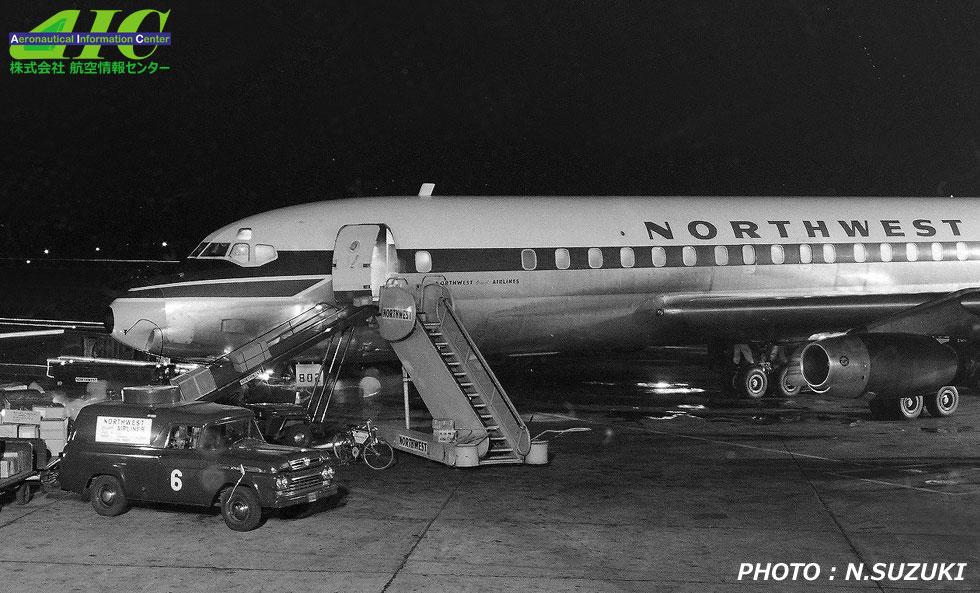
left=645, top=219, right=964, bottom=241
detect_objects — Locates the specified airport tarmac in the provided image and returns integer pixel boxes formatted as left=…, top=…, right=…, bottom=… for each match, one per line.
left=1, top=356, right=979, bottom=592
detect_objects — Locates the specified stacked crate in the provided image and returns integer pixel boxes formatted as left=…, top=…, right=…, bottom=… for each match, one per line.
left=0, top=407, right=69, bottom=456
left=0, top=441, right=33, bottom=478
left=36, top=406, right=69, bottom=456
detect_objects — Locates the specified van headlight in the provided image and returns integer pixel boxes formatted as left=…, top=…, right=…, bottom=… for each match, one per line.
left=321, top=466, right=334, bottom=480
left=275, top=476, right=288, bottom=490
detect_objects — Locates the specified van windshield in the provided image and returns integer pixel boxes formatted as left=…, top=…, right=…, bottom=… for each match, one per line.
left=199, top=418, right=265, bottom=449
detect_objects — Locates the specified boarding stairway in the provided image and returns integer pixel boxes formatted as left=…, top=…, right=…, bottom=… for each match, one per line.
left=171, top=303, right=369, bottom=401
left=375, top=280, right=533, bottom=466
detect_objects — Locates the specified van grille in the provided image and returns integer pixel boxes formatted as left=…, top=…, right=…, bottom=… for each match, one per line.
left=282, top=472, right=323, bottom=496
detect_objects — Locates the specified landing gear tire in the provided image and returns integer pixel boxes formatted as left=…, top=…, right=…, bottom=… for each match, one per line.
left=737, top=365, right=769, bottom=400
left=896, top=396, right=924, bottom=420
left=870, top=396, right=923, bottom=420
left=925, top=386, right=959, bottom=418
left=220, top=486, right=262, bottom=531
left=775, top=366, right=802, bottom=398
left=90, top=475, right=128, bottom=516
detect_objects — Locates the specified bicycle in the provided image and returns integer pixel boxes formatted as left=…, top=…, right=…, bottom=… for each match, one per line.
left=327, top=420, right=395, bottom=470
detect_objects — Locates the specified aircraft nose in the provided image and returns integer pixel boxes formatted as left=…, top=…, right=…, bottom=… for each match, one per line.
left=108, top=297, right=167, bottom=354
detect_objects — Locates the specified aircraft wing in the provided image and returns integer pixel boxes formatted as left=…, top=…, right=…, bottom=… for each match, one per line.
left=0, top=317, right=106, bottom=340
left=643, top=289, right=980, bottom=343
left=855, top=287, right=980, bottom=338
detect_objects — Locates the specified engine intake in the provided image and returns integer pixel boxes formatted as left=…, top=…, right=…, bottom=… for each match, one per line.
left=800, top=333, right=959, bottom=399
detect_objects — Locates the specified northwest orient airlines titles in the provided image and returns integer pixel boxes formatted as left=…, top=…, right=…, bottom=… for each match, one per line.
left=645, top=219, right=964, bottom=241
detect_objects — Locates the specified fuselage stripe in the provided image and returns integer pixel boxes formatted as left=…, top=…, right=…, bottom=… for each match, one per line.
left=121, top=241, right=980, bottom=300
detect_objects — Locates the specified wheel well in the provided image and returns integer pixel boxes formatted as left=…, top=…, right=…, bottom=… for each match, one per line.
left=86, top=473, right=120, bottom=489
left=212, top=481, right=258, bottom=506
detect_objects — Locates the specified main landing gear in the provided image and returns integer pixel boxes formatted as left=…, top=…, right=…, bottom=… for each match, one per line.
left=718, top=343, right=802, bottom=400
left=868, top=386, right=960, bottom=420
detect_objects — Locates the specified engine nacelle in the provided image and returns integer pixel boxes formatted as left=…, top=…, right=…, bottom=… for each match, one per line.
left=800, top=333, right=959, bottom=399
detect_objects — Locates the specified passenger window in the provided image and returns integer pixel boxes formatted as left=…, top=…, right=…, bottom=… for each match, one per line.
left=652, top=247, right=666, bottom=268
left=620, top=247, right=635, bottom=268
left=823, top=244, right=836, bottom=264
left=853, top=244, right=866, bottom=263
left=521, top=249, right=537, bottom=271
left=770, top=244, right=785, bottom=265
left=956, top=242, right=969, bottom=261
left=682, top=246, right=697, bottom=267
left=230, top=243, right=250, bottom=263
left=254, top=244, right=277, bottom=265
left=415, top=250, right=432, bottom=273
left=906, top=243, right=918, bottom=262
left=880, top=243, right=892, bottom=262
left=799, top=244, right=812, bottom=264
left=714, top=245, right=729, bottom=266
left=588, top=248, right=603, bottom=269
left=555, top=248, right=570, bottom=270
left=742, top=245, right=756, bottom=265
left=931, top=242, right=943, bottom=262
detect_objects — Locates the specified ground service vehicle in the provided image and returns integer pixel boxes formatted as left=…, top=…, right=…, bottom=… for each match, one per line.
left=243, top=402, right=314, bottom=448
left=59, top=401, right=337, bottom=531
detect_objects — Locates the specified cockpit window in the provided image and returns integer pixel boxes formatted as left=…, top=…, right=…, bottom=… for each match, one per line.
left=200, top=242, right=230, bottom=257
left=190, top=238, right=277, bottom=267
left=230, top=243, right=250, bottom=263
left=254, top=244, right=277, bottom=265
left=189, top=242, right=208, bottom=257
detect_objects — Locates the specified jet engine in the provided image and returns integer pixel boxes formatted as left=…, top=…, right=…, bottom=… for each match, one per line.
left=800, top=333, right=959, bottom=399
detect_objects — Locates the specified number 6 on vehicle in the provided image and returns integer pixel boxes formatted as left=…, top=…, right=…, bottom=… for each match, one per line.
left=170, top=469, right=182, bottom=491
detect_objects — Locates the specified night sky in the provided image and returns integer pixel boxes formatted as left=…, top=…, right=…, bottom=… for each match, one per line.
left=3, top=1, right=980, bottom=262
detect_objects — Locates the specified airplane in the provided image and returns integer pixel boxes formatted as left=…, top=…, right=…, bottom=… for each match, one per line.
left=99, top=188, right=980, bottom=422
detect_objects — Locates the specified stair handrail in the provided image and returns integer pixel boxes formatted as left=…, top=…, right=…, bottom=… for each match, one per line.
left=210, top=302, right=338, bottom=366
left=436, top=296, right=531, bottom=455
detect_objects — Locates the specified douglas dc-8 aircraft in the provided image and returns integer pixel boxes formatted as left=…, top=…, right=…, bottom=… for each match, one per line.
left=105, top=191, right=980, bottom=420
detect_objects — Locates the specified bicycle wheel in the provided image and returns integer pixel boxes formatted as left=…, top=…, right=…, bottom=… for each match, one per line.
left=329, top=433, right=356, bottom=464
left=362, top=440, right=395, bottom=470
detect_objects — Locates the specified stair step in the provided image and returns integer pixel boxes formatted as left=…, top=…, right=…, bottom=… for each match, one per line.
left=478, top=457, right=523, bottom=466
left=489, top=436, right=507, bottom=441
left=471, top=403, right=486, bottom=409
left=488, top=447, right=514, bottom=454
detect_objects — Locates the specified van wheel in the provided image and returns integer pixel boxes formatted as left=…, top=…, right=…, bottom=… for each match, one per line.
left=15, top=483, right=32, bottom=505
left=90, top=475, right=128, bottom=516
left=925, top=386, right=959, bottom=417
left=220, top=486, right=262, bottom=531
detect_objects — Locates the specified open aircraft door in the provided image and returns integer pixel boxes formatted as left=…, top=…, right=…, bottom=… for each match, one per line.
left=332, top=224, right=397, bottom=304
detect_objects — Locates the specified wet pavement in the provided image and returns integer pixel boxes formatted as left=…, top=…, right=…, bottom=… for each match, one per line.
left=1, top=353, right=979, bottom=591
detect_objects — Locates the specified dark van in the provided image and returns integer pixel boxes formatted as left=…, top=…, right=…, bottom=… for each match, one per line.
left=59, top=401, right=337, bottom=531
